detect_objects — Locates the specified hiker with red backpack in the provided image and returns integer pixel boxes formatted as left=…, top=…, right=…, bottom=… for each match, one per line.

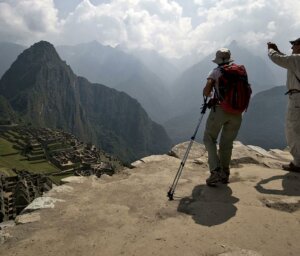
left=267, top=38, right=300, bottom=173
left=203, top=48, right=252, bottom=186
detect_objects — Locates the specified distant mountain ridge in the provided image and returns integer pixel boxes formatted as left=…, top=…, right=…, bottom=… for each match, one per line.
left=238, top=86, right=287, bottom=149
left=0, top=95, right=18, bottom=124
left=0, top=41, right=172, bottom=163
left=56, top=41, right=172, bottom=123
left=127, top=48, right=181, bottom=86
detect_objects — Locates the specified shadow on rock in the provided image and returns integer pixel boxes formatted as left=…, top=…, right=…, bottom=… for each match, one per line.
left=177, top=184, right=239, bottom=226
left=255, top=172, right=300, bottom=196
left=230, top=156, right=260, bottom=168
left=255, top=172, right=300, bottom=213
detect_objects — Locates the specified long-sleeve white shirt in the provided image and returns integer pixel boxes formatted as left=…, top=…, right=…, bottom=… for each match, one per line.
left=268, top=49, right=300, bottom=90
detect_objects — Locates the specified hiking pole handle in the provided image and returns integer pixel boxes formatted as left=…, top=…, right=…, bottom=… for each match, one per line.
left=190, top=97, right=208, bottom=140
left=201, top=96, right=208, bottom=114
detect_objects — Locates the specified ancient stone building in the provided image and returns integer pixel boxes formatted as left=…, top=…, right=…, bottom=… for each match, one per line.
left=0, top=170, right=52, bottom=222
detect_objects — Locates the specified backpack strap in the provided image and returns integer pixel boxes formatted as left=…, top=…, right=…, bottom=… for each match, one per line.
left=213, top=64, right=229, bottom=102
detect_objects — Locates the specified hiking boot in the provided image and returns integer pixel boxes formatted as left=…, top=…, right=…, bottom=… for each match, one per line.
left=220, top=167, right=230, bottom=184
left=282, top=162, right=300, bottom=173
left=206, top=167, right=222, bottom=186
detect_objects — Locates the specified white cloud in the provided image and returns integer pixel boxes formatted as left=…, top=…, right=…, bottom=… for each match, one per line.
left=191, top=0, right=300, bottom=55
left=59, top=0, right=193, bottom=57
left=0, top=0, right=300, bottom=57
left=0, top=0, right=60, bottom=44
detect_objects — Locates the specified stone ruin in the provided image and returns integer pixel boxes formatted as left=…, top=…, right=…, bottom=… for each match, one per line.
left=0, top=125, right=123, bottom=177
left=0, top=125, right=124, bottom=222
left=0, top=169, right=52, bottom=222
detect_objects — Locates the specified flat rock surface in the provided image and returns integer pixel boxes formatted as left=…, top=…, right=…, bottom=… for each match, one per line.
left=0, top=142, right=300, bottom=256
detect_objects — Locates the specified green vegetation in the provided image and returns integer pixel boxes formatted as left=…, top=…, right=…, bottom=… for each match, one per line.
left=0, top=137, right=59, bottom=176
left=47, top=142, right=71, bottom=151
left=0, top=167, right=15, bottom=176
left=0, top=137, right=17, bottom=154
left=49, top=173, right=73, bottom=185
left=6, top=130, right=19, bottom=137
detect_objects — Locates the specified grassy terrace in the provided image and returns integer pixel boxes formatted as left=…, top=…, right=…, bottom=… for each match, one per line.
left=49, top=173, right=73, bottom=185
left=0, top=137, right=59, bottom=176
left=47, top=142, right=72, bottom=151
left=0, top=127, right=124, bottom=185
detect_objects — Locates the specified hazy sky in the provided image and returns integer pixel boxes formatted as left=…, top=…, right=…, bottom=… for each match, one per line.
left=0, top=0, right=299, bottom=58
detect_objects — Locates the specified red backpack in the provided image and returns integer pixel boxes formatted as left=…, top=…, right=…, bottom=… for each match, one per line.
left=216, top=63, right=252, bottom=114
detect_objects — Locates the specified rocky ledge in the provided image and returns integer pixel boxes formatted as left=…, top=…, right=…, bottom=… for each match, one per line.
left=0, top=141, right=299, bottom=256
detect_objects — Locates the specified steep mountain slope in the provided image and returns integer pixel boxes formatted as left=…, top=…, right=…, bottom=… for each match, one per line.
left=0, top=42, right=25, bottom=79
left=0, top=95, right=19, bottom=124
left=238, top=86, right=287, bottom=149
left=128, top=48, right=181, bottom=86
left=56, top=41, right=172, bottom=123
left=163, top=105, right=208, bottom=144
left=0, top=41, right=172, bottom=162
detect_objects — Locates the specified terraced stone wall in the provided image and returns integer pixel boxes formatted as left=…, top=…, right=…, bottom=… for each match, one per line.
left=0, top=170, right=52, bottom=222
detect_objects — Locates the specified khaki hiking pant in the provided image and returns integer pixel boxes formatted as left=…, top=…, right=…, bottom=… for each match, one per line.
left=286, top=93, right=300, bottom=166
left=203, top=106, right=242, bottom=172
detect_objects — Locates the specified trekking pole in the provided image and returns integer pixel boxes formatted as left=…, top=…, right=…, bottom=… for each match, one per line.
left=167, top=97, right=208, bottom=201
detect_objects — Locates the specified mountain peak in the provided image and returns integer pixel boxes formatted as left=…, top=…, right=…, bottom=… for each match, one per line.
left=229, top=39, right=238, bottom=47
left=33, top=40, right=55, bottom=48
left=19, top=40, right=61, bottom=63
left=0, top=40, right=67, bottom=100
